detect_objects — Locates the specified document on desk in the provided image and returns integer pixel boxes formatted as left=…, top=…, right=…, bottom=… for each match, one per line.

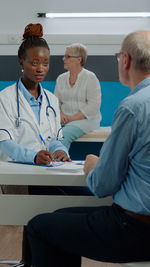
left=5, top=160, right=84, bottom=173
left=47, top=161, right=84, bottom=173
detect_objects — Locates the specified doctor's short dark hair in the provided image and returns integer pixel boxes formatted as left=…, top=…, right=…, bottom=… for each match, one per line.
left=18, top=23, right=50, bottom=59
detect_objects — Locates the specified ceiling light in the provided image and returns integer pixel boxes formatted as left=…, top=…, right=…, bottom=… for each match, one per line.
left=37, top=12, right=150, bottom=18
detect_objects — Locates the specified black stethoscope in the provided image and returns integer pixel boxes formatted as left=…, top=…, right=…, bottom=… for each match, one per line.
left=16, top=79, right=57, bottom=128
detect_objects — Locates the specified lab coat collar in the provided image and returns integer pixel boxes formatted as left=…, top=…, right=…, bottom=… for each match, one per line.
left=18, top=79, right=43, bottom=104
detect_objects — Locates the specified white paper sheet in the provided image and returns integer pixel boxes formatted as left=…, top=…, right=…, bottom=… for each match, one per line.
left=46, top=161, right=84, bottom=173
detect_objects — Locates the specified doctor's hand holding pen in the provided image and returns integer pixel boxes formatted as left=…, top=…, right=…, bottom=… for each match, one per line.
left=39, top=135, right=71, bottom=164
left=34, top=150, right=71, bottom=165
left=34, top=150, right=54, bottom=165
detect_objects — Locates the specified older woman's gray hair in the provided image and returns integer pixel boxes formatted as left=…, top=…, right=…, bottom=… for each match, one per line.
left=66, top=43, right=87, bottom=66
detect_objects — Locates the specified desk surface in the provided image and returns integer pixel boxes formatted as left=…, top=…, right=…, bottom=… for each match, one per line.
left=0, top=161, right=86, bottom=186
left=0, top=161, right=112, bottom=225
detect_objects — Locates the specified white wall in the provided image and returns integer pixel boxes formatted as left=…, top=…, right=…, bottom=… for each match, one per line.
left=0, top=0, right=150, bottom=55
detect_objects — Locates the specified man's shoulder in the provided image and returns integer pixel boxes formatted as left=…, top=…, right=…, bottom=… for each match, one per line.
left=119, top=85, right=150, bottom=113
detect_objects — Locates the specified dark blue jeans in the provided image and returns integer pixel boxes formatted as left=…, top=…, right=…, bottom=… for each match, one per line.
left=27, top=204, right=150, bottom=267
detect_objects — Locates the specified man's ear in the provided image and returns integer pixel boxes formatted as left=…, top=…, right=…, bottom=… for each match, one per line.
left=124, top=52, right=131, bottom=70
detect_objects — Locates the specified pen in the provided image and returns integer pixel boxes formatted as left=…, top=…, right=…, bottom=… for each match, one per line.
left=39, top=134, right=51, bottom=152
left=39, top=134, right=46, bottom=148
left=39, top=134, right=55, bottom=163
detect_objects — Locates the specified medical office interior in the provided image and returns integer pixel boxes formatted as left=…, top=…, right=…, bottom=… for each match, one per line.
left=0, top=0, right=150, bottom=266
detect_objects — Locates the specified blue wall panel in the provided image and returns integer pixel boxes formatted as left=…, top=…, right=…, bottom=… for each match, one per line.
left=100, top=81, right=130, bottom=125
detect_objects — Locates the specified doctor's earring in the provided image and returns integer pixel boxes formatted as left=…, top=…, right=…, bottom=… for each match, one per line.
left=21, top=69, right=24, bottom=73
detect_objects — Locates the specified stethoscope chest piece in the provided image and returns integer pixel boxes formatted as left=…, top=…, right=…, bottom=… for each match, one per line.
left=16, top=117, right=21, bottom=128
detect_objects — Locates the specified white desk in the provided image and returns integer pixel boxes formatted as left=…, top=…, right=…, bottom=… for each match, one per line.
left=0, top=161, right=112, bottom=225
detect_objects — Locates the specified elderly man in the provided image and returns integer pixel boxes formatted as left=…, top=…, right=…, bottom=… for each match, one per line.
left=26, top=31, right=150, bottom=267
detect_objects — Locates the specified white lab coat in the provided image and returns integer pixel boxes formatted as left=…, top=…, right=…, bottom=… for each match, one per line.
left=0, top=83, right=62, bottom=161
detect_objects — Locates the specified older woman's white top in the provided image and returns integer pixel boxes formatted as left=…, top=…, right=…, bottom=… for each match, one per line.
left=54, top=68, right=101, bottom=133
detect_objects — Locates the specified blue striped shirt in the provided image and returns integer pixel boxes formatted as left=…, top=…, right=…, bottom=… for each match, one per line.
left=86, top=77, right=150, bottom=215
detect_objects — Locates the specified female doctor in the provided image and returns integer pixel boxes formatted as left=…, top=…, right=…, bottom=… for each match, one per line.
left=0, top=23, right=70, bottom=166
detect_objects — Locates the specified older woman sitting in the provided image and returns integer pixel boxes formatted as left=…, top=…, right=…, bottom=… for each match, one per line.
left=54, top=43, right=102, bottom=150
